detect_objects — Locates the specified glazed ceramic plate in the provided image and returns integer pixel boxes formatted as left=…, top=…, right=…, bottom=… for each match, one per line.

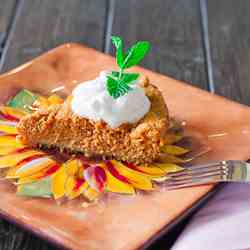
left=0, top=44, right=250, bottom=250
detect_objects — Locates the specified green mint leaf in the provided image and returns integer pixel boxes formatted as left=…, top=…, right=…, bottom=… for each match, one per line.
left=111, top=71, right=119, bottom=78
left=107, top=75, right=119, bottom=98
left=111, top=71, right=139, bottom=84
left=122, top=41, right=151, bottom=69
left=111, top=36, right=124, bottom=68
left=107, top=75, right=132, bottom=99
left=108, top=36, right=150, bottom=99
left=122, top=73, right=139, bottom=84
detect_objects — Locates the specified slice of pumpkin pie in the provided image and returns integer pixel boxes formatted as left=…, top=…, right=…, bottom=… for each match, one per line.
left=17, top=37, right=170, bottom=165
left=17, top=74, right=169, bottom=165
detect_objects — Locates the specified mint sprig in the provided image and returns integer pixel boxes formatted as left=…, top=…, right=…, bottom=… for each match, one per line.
left=107, top=36, right=151, bottom=99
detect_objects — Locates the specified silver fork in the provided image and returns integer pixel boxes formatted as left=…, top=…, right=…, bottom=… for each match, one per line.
left=165, top=160, right=250, bottom=190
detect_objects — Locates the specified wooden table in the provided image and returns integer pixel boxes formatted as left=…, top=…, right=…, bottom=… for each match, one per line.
left=0, top=0, right=249, bottom=249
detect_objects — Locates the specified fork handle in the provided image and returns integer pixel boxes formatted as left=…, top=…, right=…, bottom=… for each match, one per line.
left=227, top=160, right=250, bottom=182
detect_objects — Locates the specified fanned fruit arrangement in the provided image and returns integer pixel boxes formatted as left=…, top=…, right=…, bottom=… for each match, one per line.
left=0, top=89, right=190, bottom=203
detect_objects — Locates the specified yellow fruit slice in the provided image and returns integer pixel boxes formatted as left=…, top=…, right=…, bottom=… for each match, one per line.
left=48, top=94, right=64, bottom=105
left=33, top=96, right=50, bottom=109
left=152, top=163, right=183, bottom=173
left=111, top=160, right=153, bottom=191
left=161, top=145, right=189, bottom=155
left=67, top=179, right=88, bottom=200
left=52, top=166, right=67, bottom=199
left=65, top=176, right=76, bottom=197
left=0, top=150, right=44, bottom=169
left=134, top=165, right=166, bottom=177
left=64, top=159, right=82, bottom=176
left=0, top=121, right=18, bottom=134
left=83, top=187, right=100, bottom=201
left=15, top=157, right=55, bottom=178
left=160, top=154, right=188, bottom=163
left=17, top=163, right=60, bottom=185
left=0, top=135, right=24, bottom=147
left=0, top=146, right=26, bottom=155
left=17, top=169, right=49, bottom=185
left=0, top=106, right=27, bottom=120
left=102, top=164, right=135, bottom=194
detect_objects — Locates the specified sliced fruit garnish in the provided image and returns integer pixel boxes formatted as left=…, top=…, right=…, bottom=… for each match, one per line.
left=126, top=162, right=166, bottom=178
left=15, top=163, right=60, bottom=185
left=64, top=176, right=88, bottom=200
left=159, top=154, right=188, bottom=164
left=84, top=165, right=107, bottom=192
left=33, top=96, right=50, bottom=109
left=17, top=177, right=52, bottom=198
left=51, top=159, right=88, bottom=200
left=0, top=106, right=27, bottom=121
left=0, top=120, right=18, bottom=134
left=0, top=89, right=192, bottom=202
left=152, top=163, right=183, bottom=173
left=47, top=94, right=64, bottom=105
left=14, top=156, right=55, bottom=178
left=65, top=176, right=77, bottom=197
left=67, top=179, right=88, bottom=200
left=0, top=146, right=27, bottom=155
left=17, top=167, right=51, bottom=185
left=0, top=135, right=23, bottom=147
left=0, top=150, right=44, bottom=169
left=51, top=166, right=67, bottom=199
left=160, top=145, right=189, bottom=155
left=110, top=160, right=153, bottom=191
left=64, top=158, right=82, bottom=176
left=7, top=89, right=38, bottom=112
left=82, top=187, right=100, bottom=201
left=102, top=162, right=135, bottom=194
left=33, top=94, right=64, bottom=109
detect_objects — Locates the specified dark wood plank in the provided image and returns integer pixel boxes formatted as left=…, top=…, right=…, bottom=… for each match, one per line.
left=1, top=0, right=108, bottom=72
left=0, top=0, right=108, bottom=250
left=206, top=0, right=250, bottom=105
left=0, top=219, right=60, bottom=250
left=110, top=0, right=208, bottom=90
left=0, top=0, right=17, bottom=46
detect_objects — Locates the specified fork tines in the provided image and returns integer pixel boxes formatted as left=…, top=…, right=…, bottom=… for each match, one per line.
left=166, top=161, right=228, bottom=189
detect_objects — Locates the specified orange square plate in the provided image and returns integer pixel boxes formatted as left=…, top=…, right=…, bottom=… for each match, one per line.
left=0, top=44, right=250, bottom=250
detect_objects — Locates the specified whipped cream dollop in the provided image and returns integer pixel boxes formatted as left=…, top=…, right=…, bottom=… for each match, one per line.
left=71, top=71, right=151, bottom=128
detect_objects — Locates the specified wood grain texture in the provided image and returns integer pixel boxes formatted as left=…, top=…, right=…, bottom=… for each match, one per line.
left=206, top=0, right=250, bottom=105
left=0, top=0, right=108, bottom=72
left=0, top=0, right=17, bottom=46
left=0, top=219, right=59, bottom=250
left=110, top=0, right=208, bottom=89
